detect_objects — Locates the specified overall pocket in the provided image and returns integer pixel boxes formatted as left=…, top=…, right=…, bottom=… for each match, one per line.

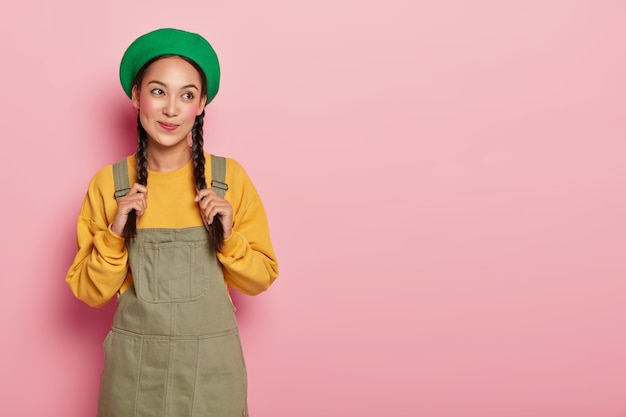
left=131, top=240, right=211, bottom=303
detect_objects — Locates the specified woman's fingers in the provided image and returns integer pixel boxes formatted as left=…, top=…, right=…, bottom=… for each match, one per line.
left=194, top=187, right=215, bottom=202
left=195, top=190, right=229, bottom=221
left=111, top=184, right=149, bottom=235
left=195, top=189, right=233, bottom=239
left=120, top=184, right=148, bottom=215
left=128, top=198, right=147, bottom=216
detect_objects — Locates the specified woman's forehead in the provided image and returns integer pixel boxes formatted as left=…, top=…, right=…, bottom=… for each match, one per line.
left=142, top=56, right=203, bottom=87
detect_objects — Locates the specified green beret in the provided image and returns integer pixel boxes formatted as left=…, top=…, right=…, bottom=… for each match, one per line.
left=119, top=28, right=220, bottom=104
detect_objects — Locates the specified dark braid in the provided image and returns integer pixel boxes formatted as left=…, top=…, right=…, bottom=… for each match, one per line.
left=122, top=116, right=149, bottom=239
left=192, top=111, right=225, bottom=250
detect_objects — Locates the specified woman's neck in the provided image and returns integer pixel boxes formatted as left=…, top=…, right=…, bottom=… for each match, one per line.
left=145, top=144, right=193, bottom=172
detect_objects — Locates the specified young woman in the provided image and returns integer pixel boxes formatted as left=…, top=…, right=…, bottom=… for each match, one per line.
left=65, top=28, right=279, bottom=417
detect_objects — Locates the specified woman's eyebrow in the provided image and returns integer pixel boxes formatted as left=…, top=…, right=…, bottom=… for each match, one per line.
left=147, top=80, right=166, bottom=87
left=146, top=80, right=199, bottom=90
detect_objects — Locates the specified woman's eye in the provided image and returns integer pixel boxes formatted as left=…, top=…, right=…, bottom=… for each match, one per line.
left=182, top=92, right=194, bottom=100
left=151, top=88, right=164, bottom=95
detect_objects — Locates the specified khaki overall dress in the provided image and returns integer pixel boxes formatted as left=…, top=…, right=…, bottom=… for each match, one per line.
left=98, top=155, right=248, bottom=417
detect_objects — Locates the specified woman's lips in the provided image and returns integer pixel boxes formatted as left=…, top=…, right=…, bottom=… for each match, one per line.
left=158, top=122, right=179, bottom=131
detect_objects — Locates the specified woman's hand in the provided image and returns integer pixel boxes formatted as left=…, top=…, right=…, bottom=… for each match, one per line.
left=111, top=183, right=148, bottom=236
left=195, top=188, right=233, bottom=239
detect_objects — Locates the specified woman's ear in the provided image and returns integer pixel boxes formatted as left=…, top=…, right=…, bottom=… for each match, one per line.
left=197, top=97, right=207, bottom=116
left=131, top=85, right=140, bottom=110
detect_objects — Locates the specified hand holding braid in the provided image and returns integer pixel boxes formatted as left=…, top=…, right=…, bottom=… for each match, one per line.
left=192, top=112, right=229, bottom=250
left=112, top=183, right=148, bottom=236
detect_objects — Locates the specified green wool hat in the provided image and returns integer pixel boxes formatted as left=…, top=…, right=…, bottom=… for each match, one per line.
left=119, top=28, right=220, bottom=104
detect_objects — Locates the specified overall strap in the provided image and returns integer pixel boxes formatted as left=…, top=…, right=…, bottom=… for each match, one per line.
left=210, top=154, right=228, bottom=198
left=112, top=158, right=131, bottom=203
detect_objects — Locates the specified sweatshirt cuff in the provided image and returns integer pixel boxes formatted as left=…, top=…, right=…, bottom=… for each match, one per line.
left=218, top=231, right=246, bottom=259
left=104, top=225, right=127, bottom=252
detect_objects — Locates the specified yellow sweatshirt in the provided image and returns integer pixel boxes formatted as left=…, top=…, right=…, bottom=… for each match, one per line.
left=66, top=153, right=279, bottom=307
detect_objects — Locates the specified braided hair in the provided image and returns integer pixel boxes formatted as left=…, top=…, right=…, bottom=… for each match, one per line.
left=191, top=111, right=225, bottom=250
left=122, top=55, right=225, bottom=250
left=121, top=116, right=148, bottom=239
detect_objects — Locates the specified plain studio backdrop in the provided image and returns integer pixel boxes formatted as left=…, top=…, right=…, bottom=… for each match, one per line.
left=0, top=1, right=625, bottom=416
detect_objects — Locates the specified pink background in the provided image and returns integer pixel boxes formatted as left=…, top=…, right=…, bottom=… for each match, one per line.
left=1, top=1, right=625, bottom=416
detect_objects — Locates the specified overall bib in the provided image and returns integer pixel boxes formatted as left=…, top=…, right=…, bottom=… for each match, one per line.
left=98, top=156, right=248, bottom=417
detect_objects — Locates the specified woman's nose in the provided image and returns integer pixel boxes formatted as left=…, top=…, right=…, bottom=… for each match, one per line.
left=162, top=98, right=178, bottom=117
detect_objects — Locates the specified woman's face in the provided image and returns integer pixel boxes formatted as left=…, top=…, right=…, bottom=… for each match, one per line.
left=132, top=56, right=207, bottom=151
